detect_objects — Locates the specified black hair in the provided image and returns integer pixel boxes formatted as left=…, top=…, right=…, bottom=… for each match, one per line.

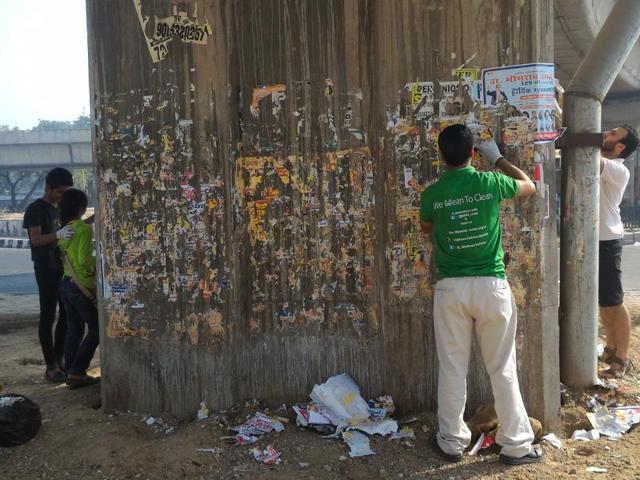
left=438, top=124, right=474, bottom=166
left=620, top=124, right=640, bottom=159
left=60, top=188, right=88, bottom=225
left=45, top=167, right=73, bottom=189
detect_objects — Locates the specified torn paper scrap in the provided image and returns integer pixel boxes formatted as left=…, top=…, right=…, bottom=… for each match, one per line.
left=468, top=433, right=485, bottom=456
left=586, top=406, right=639, bottom=439
left=350, top=419, right=398, bottom=436
left=234, top=434, right=259, bottom=445
left=389, top=427, right=416, bottom=441
left=292, top=405, right=333, bottom=426
left=571, top=429, right=600, bottom=441
left=250, top=444, right=282, bottom=465
left=342, top=430, right=375, bottom=457
left=232, top=412, right=285, bottom=437
left=541, top=433, right=562, bottom=448
left=368, top=395, right=396, bottom=421
left=197, top=448, right=221, bottom=454
left=586, top=467, right=608, bottom=473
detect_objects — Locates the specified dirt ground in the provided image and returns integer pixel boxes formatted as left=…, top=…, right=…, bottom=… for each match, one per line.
left=1, top=294, right=640, bottom=479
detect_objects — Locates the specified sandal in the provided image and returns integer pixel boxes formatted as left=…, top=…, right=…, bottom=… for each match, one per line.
left=500, top=444, right=544, bottom=465
left=431, top=433, right=463, bottom=463
left=44, top=369, right=66, bottom=383
left=603, top=357, right=633, bottom=379
left=601, top=347, right=616, bottom=365
left=66, top=375, right=101, bottom=390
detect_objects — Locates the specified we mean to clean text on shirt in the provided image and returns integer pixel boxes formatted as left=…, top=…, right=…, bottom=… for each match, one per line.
left=432, top=192, right=494, bottom=210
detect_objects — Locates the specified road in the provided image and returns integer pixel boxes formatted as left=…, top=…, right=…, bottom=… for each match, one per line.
left=2, top=244, right=640, bottom=295
left=0, top=248, right=37, bottom=293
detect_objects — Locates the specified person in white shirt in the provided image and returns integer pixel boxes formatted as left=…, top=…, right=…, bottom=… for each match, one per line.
left=599, top=125, right=639, bottom=378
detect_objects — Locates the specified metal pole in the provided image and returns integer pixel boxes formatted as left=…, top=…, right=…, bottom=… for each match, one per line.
left=560, top=95, right=601, bottom=387
left=560, top=0, right=640, bottom=388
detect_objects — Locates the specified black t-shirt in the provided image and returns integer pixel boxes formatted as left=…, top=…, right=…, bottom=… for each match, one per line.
left=23, top=199, right=62, bottom=269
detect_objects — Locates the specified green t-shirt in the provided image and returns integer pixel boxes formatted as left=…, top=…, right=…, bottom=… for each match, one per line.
left=58, top=219, right=97, bottom=290
left=420, top=166, right=518, bottom=279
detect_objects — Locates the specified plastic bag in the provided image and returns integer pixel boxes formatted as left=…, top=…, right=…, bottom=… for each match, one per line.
left=0, top=394, right=42, bottom=447
left=310, top=374, right=371, bottom=426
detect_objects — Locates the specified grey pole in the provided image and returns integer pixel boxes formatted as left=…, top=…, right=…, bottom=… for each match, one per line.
left=560, top=0, right=640, bottom=388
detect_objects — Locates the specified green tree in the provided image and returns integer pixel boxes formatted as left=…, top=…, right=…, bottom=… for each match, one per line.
left=32, top=115, right=91, bottom=131
left=72, top=115, right=91, bottom=128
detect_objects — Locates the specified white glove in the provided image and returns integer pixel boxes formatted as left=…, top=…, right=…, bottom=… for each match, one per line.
left=56, top=225, right=75, bottom=240
left=476, top=139, right=503, bottom=166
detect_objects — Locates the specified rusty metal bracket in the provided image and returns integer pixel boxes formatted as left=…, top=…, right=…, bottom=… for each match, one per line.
left=555, top=132, right=604, bottom=148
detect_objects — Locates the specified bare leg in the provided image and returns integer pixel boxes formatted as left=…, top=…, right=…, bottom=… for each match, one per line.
left=598, top=307, right=617, bottom=350
left=602, top=304, right=631, bottom=360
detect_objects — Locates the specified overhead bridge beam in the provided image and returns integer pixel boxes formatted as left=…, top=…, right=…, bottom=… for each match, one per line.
left=0, top=128, right=92, bottom=170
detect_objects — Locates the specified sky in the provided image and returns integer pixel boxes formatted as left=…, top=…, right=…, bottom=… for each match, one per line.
left=0, top=0, right=90, bottom=129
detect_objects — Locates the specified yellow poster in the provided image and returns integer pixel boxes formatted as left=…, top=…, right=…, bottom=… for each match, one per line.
left=455, top=68, right=478, bottom=80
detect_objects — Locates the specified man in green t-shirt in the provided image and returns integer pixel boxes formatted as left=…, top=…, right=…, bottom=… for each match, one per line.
left=420, top=124, right=541, bottom=465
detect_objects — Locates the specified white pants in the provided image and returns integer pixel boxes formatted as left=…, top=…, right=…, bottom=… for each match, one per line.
left=433, top=276, right=534, bottom=458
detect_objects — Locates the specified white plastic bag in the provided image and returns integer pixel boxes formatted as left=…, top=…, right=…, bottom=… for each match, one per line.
left=310, top=374, right=371, bottom=426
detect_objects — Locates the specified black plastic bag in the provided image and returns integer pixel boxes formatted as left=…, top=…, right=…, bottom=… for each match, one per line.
left=0, top=394, right=41, bottom=447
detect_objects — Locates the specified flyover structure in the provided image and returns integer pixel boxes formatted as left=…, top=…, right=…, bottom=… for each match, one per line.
left=0, top=129, right=91, bottom=171
left=555, top=0, right=640, bottom=204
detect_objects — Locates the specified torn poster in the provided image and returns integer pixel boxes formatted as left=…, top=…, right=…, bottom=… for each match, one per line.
left=133, top=0, right=212, bottom=63
left=404, top=80, right=482, bottom=119
left=250, top=84, right=286, bottom=117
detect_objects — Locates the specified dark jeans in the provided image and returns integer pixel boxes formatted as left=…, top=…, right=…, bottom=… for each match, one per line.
left=34, top=265, right=66, bottom=369
left=60, top=277, right=99, bottom=376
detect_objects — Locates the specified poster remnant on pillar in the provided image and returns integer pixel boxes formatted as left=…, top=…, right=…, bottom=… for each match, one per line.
left=404, top=80, right=482, bottom=119
left=454, top=68, right=478, bottom=81
left=481, top=63, right=560, bottom=143
left=133, top=0, right=212, bottom=63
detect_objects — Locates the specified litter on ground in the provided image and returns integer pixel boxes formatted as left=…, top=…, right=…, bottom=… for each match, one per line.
left=196, top=448, right=221, bottom=454
left=250, top=444, right=282, bottom=465
left=541, top=433, right=562, bottom=448
left=571, top=429, right=600, bottom=441
left=342, top=430, right=375, bottom=457
left=586, top=466, right=608, bottom=473
left=293, top=373, right=401, bottom=457
left=231, top=412, right=285, bottom=437
left=468, top=432, right=495, bottom=455
left=389, top=427, right=416, bottom=441
left=587, top=405, right=640, bottom=439
left=196, top=402, right=209, bottom=421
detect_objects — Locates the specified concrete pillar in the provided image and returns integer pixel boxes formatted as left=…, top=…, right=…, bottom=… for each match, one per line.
left=560, top=95, right=601, bottom=387
left=87, top=0, right=558, bottom=430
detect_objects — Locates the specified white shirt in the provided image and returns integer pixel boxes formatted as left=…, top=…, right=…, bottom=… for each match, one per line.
left=600, top=158, right=630, bottom=241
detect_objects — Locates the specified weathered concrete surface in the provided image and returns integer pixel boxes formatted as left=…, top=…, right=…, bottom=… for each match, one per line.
left=0, top=129, right=92, bottom=169
left=87, top=0, right=559, bottom=430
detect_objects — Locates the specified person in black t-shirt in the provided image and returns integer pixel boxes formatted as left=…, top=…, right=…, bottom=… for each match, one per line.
left=23, top=168, right=75, bottom=383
